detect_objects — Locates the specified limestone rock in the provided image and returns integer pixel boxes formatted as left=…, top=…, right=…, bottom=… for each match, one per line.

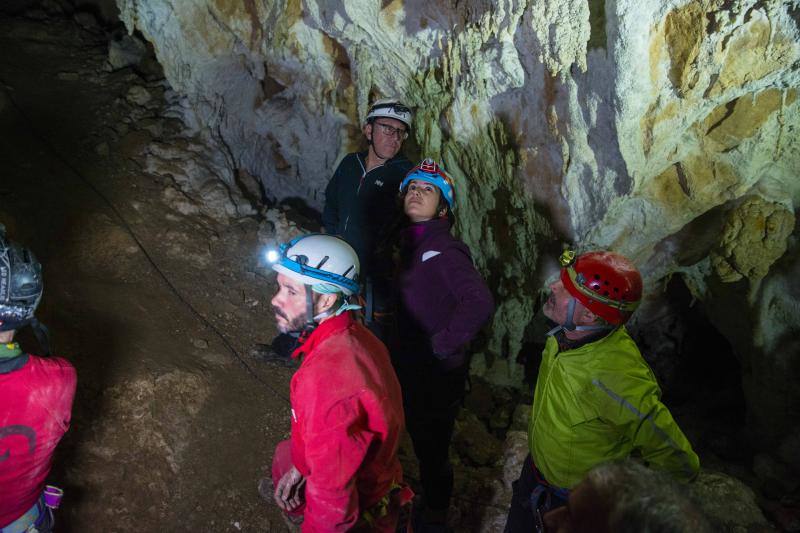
left=502, top=430, right=529, bottom=490
left=453, top=410, right=503, bottom=467
left=691, top=470, right=770, bottom=532
left=711, top=196, right=794, bottom=283
left=144, top=138, right=256, bottom=222
left=511, top=403, right=531, bottom=433
left=108, top=33, right=147, bottom=70
left=126, top=85, right=151, bottom=106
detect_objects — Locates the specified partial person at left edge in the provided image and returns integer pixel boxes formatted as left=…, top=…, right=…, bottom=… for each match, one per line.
left=0, top=226, right=77, bottom=533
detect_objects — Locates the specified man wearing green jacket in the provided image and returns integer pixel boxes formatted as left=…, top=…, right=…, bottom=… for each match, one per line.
left=504, top=250, right=699, bottom=533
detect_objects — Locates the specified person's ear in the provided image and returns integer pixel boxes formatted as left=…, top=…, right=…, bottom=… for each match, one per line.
left=315, top=293, right=339, bottom=315
left=576, top=305, right=598, bottom=325
left=363, top=123, right=373, bottom=140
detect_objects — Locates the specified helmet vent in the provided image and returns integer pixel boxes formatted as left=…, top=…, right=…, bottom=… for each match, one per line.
left=315, top=256, right=329, bottom=269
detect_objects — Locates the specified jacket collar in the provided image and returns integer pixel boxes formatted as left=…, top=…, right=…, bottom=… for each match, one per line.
left=549, top=325, right=624, bottom=355
left=292, top=312, right=354, bottom=360
left=0, top=342, right=28, bottom=374
left=400, top=217, right=451, bottom=248
left=357, top=151, right=409, bottom=171
left=0, top=342, right=22, bottom=360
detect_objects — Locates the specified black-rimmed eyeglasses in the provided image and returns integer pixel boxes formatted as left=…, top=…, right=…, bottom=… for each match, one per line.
left=373, top=121, right=409, bottom=140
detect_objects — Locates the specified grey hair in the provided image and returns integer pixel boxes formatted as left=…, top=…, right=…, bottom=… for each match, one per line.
left=585, top=460, right=711, bottom=533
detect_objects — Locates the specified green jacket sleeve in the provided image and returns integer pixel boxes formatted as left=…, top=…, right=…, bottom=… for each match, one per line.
left=591, top=373, right=700, bottom=481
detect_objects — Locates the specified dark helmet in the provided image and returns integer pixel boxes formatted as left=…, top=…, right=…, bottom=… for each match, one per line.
left=0, top=227, right=43, bottom=332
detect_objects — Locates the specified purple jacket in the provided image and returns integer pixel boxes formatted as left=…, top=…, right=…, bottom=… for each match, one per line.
left=393, top=218, right=494, bottom=370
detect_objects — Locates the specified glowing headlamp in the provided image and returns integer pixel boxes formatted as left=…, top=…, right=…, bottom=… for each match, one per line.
left=265, top=249, right=280, bottom=264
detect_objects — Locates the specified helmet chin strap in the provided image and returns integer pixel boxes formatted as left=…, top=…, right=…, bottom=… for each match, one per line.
left=546, top=298, right=614, bottom=337
left=293, top=285, right=363, bottom=340
left=29, top=318, right=51, bottom=356
left=301, top=285, right=319, bottom=335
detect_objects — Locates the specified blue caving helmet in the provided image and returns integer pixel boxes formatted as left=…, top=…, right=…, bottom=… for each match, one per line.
left=399, top=158, right=456, bottom=210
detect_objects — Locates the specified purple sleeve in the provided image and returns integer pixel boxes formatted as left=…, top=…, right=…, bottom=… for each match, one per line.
left=430, top=246, right=494, bottom=359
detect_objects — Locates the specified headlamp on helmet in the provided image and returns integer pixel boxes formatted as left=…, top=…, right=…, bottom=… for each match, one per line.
left=366, top=98, right=413, bottom=130
left=270, top=234, right=360, bottom=296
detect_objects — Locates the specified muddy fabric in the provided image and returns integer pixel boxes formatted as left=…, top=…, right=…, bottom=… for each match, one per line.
left=288, top=312, right=405, bottom=532
left=271, top=440, right=307, bottom=518
left=322, top=151, right=412, bottom=277
left=529, top=327, right=699, bottom=489
left=0, top=355, right=76, bottom=527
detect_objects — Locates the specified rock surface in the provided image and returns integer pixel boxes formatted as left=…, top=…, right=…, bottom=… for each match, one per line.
left=691, top=470, right=772, bottom=532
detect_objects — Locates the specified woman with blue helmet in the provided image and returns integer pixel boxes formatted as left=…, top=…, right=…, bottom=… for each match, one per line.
left=391, top=159, right=494, bottom=531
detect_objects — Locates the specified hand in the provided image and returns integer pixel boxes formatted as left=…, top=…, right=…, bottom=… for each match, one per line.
left=274, top=466, right=306, bottom=512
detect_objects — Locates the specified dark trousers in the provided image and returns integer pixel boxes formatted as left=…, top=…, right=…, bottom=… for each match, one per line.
left=364, top=276, right=392, bottom=344
left=504, top=455, right=568, bottom=533
left=396, top=358, right=466, bottom=512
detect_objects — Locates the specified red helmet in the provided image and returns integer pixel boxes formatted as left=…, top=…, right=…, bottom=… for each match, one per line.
left=558, top=250, right=642, bottom=325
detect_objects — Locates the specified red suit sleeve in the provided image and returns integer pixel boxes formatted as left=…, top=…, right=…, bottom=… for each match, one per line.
left=301, top=396, right=374, bottom=532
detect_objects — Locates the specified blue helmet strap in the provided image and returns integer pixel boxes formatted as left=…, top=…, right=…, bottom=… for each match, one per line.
left=30, top=317, right=51, bottom=357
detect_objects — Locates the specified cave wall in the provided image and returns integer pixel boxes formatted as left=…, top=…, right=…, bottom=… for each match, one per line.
left=115, top=0, right=800, bottom=453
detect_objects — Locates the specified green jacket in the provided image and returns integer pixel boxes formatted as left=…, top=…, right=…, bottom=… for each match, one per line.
left=528, top=326, right=699, bottom=489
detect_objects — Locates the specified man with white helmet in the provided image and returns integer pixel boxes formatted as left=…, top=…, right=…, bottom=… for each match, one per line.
left=322, top=98, right=414, bottom=340
left=265, top=234, right=410, bottom=531
left=0, top=227, right=76, bottom=533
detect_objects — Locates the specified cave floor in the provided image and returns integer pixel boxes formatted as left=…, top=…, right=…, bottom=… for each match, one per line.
left=0, top=14, right=292, bottom=532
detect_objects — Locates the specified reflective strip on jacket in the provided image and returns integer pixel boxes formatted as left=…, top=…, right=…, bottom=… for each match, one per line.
left=290, top=312, right=405, bottom=532
left=528, top=326, right=699, bottom=489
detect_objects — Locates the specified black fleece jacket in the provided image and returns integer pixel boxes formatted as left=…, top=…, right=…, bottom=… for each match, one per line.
left=322, top=151, right=413, bottom=277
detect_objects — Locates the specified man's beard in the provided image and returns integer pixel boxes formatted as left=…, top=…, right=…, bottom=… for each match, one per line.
left=274, top=307, right=307, bottom=333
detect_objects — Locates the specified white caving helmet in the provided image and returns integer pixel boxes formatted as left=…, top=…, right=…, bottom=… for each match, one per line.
left=365, top=98, right=413, bottom=130
left=268, top=234, right=361, bottom=331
